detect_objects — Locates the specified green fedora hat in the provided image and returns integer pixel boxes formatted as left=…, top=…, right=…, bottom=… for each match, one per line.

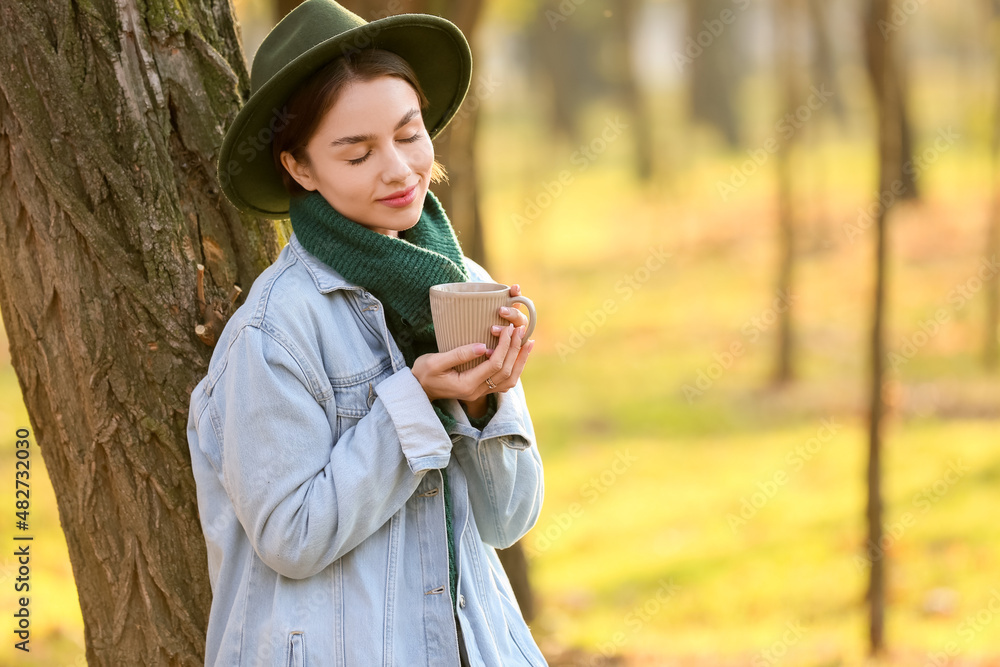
left=217, top=0, right=472, bottom=218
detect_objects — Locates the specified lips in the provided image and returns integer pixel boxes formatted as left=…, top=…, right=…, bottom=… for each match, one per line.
left=377, top=183, right=418, bottom=208
left=379, top=183, right=417, bottom=201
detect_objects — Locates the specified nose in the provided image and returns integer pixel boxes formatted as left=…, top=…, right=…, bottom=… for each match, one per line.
left=380, top=141, right=412, bottom=185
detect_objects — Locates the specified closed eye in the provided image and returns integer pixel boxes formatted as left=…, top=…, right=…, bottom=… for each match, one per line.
left=347, top=134, right=424, bottom=166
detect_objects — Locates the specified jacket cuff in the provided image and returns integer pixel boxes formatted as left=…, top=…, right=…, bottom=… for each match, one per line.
left=479, top=389, right=533, bottom=450
left=374, top=368, right=452, bottom=472
left=445, top=386, right=533, bottom=450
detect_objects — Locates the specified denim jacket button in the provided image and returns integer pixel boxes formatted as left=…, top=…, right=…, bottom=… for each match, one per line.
left=459, top=595, right=466, bottom=608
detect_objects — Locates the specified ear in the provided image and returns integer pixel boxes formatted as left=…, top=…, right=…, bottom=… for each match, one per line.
left=280, top=150, right=317, bottom=192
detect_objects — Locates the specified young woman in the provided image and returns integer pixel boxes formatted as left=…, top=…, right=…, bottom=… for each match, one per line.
left=186, top=1, right=546, bottom=665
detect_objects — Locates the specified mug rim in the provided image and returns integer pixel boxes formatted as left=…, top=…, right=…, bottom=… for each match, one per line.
left=430, top=281, right=508, bottom=295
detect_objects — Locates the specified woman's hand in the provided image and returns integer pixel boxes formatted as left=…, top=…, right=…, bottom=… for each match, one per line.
left=412, top=284, right=535, bottom=411
left=488, top=283, right=531, bottom=340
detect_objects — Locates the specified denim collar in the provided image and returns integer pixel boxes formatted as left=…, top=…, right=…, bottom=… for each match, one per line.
left=287, top=232, right=356, bottom=294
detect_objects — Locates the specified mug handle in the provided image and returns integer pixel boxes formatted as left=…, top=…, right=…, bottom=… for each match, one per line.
left=508, top=295, right=537, bottom=339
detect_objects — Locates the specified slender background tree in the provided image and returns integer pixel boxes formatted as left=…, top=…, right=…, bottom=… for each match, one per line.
left=772, top=0, right=802, bottom=386
left=984, top=0, right=1000, bottom=370
left=863, top=0, right=904, bottom=655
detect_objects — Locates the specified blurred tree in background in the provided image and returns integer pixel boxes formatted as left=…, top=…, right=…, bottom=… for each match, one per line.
left=863, top=0, right=904, bottom=655
left=685, top=0, right=744, bottom=148
left=985, top=0, right=1000, bottom=370
left=773, top=0, right=803, bottom=385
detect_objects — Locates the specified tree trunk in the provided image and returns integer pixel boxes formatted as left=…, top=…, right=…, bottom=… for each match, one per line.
left=985, top=1, right=1000, bottom=371
left=0, top=1, right=283, bottom=664
left=527, top=1, right=588, bottom=148
left=864, top=0, right=902, bottom=656
left=773, top=0, right=800, bottom=386
left=686, top=0, right=742, bottom=148
left=806, top=0, right=845, bottom=122
left=864, top=0, right=917, bottom=201
left=609, top=0, right=654, bottom=182
left=804, top=0, right=837, bottom=247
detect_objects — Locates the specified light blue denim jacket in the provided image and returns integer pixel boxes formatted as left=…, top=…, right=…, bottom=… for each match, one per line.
left=186, top=233, right=546, bottom=666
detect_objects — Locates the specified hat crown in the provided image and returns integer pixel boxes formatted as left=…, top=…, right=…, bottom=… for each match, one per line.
left=251, top=0, right=367, bottom=94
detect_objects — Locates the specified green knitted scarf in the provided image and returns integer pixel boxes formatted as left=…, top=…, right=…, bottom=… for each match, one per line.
left=289, top=187, right=471, bottom=604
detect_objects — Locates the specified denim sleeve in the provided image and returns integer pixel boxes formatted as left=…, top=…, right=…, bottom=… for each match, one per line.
left=216, top=324, right=452, bottom=579
left=452, top=380, right=544, bottom=549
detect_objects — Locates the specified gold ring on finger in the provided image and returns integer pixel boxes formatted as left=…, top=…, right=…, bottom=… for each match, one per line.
left=485, top=376, right=497, bottom=390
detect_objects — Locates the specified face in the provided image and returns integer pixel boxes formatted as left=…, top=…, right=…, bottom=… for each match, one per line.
left=280, top=75, right=435, bottom=237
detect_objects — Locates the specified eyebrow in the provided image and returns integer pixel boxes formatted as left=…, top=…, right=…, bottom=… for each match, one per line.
left=329, top=108, right=421, bottom=147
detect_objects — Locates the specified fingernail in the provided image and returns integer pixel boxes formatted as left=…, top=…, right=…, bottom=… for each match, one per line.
left=499, top=307, right=509, bottom=316
left=516, top=325, right=526, bottom=337
left=491, top=325, right=501, bottom=333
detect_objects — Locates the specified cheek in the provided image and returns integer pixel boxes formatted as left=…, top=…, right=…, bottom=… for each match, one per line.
left=413, top=137, right=435, bottom=170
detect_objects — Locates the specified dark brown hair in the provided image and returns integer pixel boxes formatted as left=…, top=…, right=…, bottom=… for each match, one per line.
left=272, top=49, right=448, bottom=195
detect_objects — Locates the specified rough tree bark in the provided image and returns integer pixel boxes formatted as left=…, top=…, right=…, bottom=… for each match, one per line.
left=864, top=0, right=902, bottom=656
left=0, top=0, right=284, bottom=664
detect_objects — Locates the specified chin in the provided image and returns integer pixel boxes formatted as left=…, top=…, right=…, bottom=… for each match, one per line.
left=394, top=206, right=422, bottom=231
left=390, top=220, right=417, bottom=236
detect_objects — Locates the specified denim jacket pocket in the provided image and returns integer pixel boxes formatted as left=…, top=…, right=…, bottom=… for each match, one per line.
left=329, top=358, right=394, bottom=440
left=286, top=631, right=305, bottom=667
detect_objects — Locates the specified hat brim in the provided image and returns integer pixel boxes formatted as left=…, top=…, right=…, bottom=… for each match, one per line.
left=217, top=15, right=472, bottom=219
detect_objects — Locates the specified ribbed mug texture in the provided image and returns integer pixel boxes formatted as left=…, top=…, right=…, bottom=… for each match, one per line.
left=429, top=282, right=536, bottom=373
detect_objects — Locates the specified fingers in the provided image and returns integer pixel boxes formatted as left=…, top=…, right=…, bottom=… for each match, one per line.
left=492, top=325, right=526, bottom=386
left=490, top=285, right=528, bottom=333
left=472, top=323, right=514, bottom=386
left=434, top=342, right=488, bottom=372
left=492, top=306, right=529, bottom=332
left=496, top=338, right=533, bottom=391
left=481, top=324, right=524, bottom=393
